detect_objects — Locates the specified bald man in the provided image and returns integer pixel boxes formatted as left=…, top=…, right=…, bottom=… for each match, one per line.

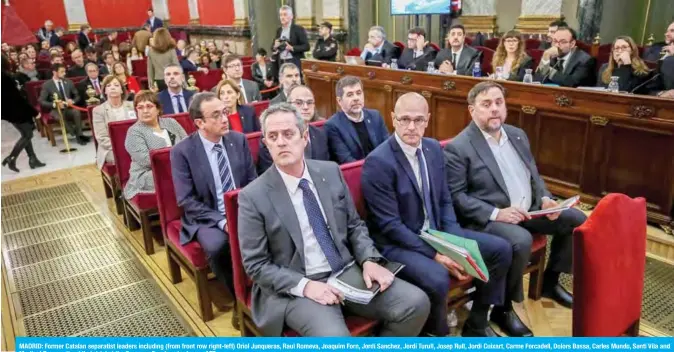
left=361, top=93, right=512, bottom=337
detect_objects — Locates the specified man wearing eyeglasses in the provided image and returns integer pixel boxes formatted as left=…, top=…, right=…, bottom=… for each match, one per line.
left=361, top=92, right=511, bottom=337
left=535, top=27, right=595, bottom=87
left=219, top=55, right=261, bottom=103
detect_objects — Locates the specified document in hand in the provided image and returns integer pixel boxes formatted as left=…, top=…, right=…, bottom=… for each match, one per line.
left=527, top=195, right=580, bottom=218
left=327, top=261, right=405, bottom=305
left=420, top=230, right=489, bottom=282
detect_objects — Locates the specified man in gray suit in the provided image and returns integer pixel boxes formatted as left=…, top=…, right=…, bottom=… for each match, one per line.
left=222, top=55, right=261, bottom=103
left=38, top=63, right=90, bottom=145
left=444, top=82, right=585, bottom=319
left=237, top=103, right=430, bottom=337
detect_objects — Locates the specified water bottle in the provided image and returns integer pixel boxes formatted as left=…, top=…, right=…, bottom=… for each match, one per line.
left=495, top=66, right=504, bottom=80
left=390, top=59, right=398, bottom=70
left=523, top=68, right=534, bottom=83
left=426, top=62, right=435, bottom=73
left=607, top=76, right=620, bottom=93
left=472, top=62, right=481, bottom=77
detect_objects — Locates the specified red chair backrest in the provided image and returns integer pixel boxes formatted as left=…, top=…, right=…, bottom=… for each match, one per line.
left=393, top=42, right=405, bottom=51
left=108, top=119, right=136, bottom=187
left=645, top=60, right=657, bottom=70
left=346, top=47, right=362, bottom=56
left=525, top=38, right=541, bottom=50
left=484, top=38, right=500, bottom=50
left=131, top=58, right=148, bottom=78
left=339, top=160, right=366, bottom=218
left=191, top=69, right=223, bottom=92
left=429, top=42, right=441, bottom=52
left=248, top=100, right=269, bottom=118
left=150, top=147, right=181, bottom=238
left=25, top=80, right=47, bottom=109
left=527, top=49, right=544, bottom=70
left=572, top=193, right=646, bottom=336
left=162, top=113, right=196, bottom=134
left=246, top=131, right=262, bottom=164
left=439, top=138, right=451, bottom=148
left=224, top=189, right=253, bottom=307
left=464, top=37, right=473, bottom=46
left=311, top=119, right=326, bottom=129
left=475, top=46, right=495, bottom=74
left=242, top=65, right=253, bottom=80
left=597, top=43, right=612, bottom=55
left=576, top=41, right=592, bottom=54
left=70, top=76, right=86, bottom=84
left=241, top=56, right=255, bottom=64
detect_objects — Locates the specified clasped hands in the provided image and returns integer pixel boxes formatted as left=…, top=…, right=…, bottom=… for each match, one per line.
left=302, top=261, right=394, bottom=306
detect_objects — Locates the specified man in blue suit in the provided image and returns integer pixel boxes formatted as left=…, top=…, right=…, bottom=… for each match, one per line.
left=171, top=92, right=257, bottom=303
left=158, top=65, right=195, bottom=115
left=145, top=8, right=164, bottom=32
left=324, top=76, right=389, bottom=164
left=362, top=92, right=513, bottom=337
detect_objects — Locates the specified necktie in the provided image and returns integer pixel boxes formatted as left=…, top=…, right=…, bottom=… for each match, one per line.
left=174, top=95, right=185, bottom=113
left=416, top=149, right=437, bottom=229
left=298, top=178, right=343, bottom=272
left=558, top=58, right=566, bottom=72
left=93, top=80, right=100, bottom=95
left=212, top=144, right=235, bottom=198
left=57, top=81, right=66, bottom=100
left=452, top=53, right=458, bottom=67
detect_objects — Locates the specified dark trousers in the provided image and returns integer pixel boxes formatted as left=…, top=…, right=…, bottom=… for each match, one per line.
left=8, top=122, right=37, bottom=159
left=382, top=229, right=512, bottom=336
left=51, top=108, right=83, bottom=137
left=155, top=79, right=167, bottom=91
left=481, top=208, right=587, bottom=303
left=195, top=226, right=235, bottom=295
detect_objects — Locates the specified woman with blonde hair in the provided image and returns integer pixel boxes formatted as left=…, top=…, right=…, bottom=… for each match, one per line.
left=146, top=28, right=178, bottom=91
left=491, top=30, right=534, bottom=81
left=92, top=75, right=136, bottom=169
left=597, top=35, right=653, bottom=94
left=215, top=79, right=259, bottom=133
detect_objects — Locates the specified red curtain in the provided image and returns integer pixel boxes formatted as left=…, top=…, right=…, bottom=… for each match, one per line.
left=83, top=0, right=152, bottom=28
left=1, top=6, right=38, bottom=46
left=167, top=0, right=190, bottom=26
left=198, top=0, right=234, bottom=26
left=8, top=0, right=68, bottom=31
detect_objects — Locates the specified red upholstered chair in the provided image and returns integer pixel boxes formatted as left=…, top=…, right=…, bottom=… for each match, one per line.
left=131, top=58, right=148, bottom=79
left=572, top=194, right=646, bottom=337
left=439, top=138, right=451, bottom=147
left=248, top=100, right=269, bottom=118
left=242, top=65, right=253, bottom=80
left=464, top=37, right=473, bottom=46
left=475, top=46, right=495, bottom=75
left=88, top=105, right=122, bottom=214
left=484, top=38, right=500, bottom=50
left=576, top=41, right=592, bottom=54
left=241, top=56, right=255, bottom=65
left=108, top=119, right=161, bottom=255
left=163, top=113, right=196, bottom=134
left=346, top=47, right=362, bottom=56
left=393, top=42, right=405, bottom=51
left=245, top=131, right=262, bottom=165
left=191, top=69, right=224, bottom=92
left=150, top=148, right=215, bottom=322
left=527, top=49, right=544, bottom=70
left=224, top=190, right=379, bottom=336
left=525, top=38, right=542, bottom=50
left=429, top=42, right=441, bottom=52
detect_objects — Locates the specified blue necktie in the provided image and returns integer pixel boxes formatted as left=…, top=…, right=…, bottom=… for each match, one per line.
left=213, top=144, right=235, bottom=196
left=174, top=95, right=184, bottom=113
left=57, top=81, right=66, bottom=100
left=298, top=178, right=343, bottom=272
left=416, top=149, right=437, bottom=229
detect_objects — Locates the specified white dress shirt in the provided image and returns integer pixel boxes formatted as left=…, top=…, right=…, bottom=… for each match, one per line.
left=170, top=89, right=188, bottom=113
left=394, top=133, right=430, bottom=231
left=480, top=128, right=532, bottom=221
left=199, top=132, right=235, bottom=230
left=277, top=163, right=333, bottom=297
left=345, top=110, right=364, bottom=123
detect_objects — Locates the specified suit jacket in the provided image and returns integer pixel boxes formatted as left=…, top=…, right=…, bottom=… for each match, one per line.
left=534, top=48, right=596, bottom=87
left=324, top=109, right=389, bottom=164
left=97, top=37, right=113, bottom=55
left=131, top=29, right=152, bottom=54
left=78, top=32, right=92, bottom=50
left=158, top=89, right=195, bottom=115
left=145, top=17, right=164, bottom=32
left=272, top=24, right=309, bottom=60
left=235, top=104, right=260, bottom=133
left=642, top=42, right=666, bottom=62
left=237, top=159, right=383, bottom=336
left=92, top=101, right=135, bottom=169
left=443, top=122, right=552, bottom=228
left=76, top=77, right=105, bottom=107
left=171, top=131, right=257, bottom=244
left=362, top=40, right=402, bottom=65
left=251, top=62, right=273, bottom=88
left=67, top=64, right=87, bottom=78
left=269, top=90, right=286, bottom=105
left=49, top=35, right=64, bottom=48
left=38, top=79, right=80, bottom=112
left=397, top=45, right=438, bottom=71
left=257, top=124, right=329, bottom=174
left=147, top=48, right=180, bottom=81
left=655, top=56, right=674, bottom=92
left=124, top=117, right=187, bottom=200
left=180, top=59, right=199, bottom=73
left=242, top=79, right=262, bottom=102
left=434, top=45, right=482, bottom=76
left=362, top=136, right=465, bottom=259
left=597, top=63, right=655, bottom=94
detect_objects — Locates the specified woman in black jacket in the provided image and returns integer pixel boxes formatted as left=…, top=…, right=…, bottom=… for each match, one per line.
left=1, top=54, right=45, bottom=172
left=597, top=36, right=654, bottom=94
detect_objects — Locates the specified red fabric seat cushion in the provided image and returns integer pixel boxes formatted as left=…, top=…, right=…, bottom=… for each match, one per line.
left=166, top=220, right=208, bottom=268
left=101, top=162, right=117, bottom=178
left=531, top=233, right=547, bottom=253
left=129, top=192, right=158, bottom=210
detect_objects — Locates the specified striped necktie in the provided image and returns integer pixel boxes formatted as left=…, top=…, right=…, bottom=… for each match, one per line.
left=212, top=144, right=235, bottom=195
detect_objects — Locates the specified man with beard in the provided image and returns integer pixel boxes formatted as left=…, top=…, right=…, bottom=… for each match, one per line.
left=158, top=64, right=194, bottom=114
left=643, top=21, right=674, bottom=62
left=434, top=24, right=482, bottom=76
left=269, top=63, right=301, bottom=105
left=76, top=63, right=104, bottom=107
left=539, top=20, right=568, bottom=50
left=534, top=27, right=595, bottom=87
left=67, top=49, right=87, bottom=77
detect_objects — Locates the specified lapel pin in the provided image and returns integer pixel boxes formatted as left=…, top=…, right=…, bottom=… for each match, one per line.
left=367, top=119, right=371, bottom=123
left=230, top=143, right=233, bottom=146
left=322, top=178, right=326, bottom=182
left=517, top=137, right=521, bottom=140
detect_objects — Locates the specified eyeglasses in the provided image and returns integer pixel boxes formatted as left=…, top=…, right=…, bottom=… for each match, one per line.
left=504, top=39, right=519, bottom=44
left=291, top=99, right=315, bottom=107
left=552, top=40, right=571, bottom=45
left=395, top=117, right=428, bottom=127
left=226, top=63, right=242, bottom=69
left=613, top=45, right=631, bottom=52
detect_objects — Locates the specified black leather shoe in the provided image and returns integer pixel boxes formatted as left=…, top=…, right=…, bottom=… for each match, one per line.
left=542, top=283, right=573, bottom=308
left=461, top=323, right=501, bottom=337
left=29, top=157, right=46, bottom=169
left=77, top=136, right=89, bottom=145
left=490, top=310, right=533, bottom=337
left=2, top=156, right=19, bottom=173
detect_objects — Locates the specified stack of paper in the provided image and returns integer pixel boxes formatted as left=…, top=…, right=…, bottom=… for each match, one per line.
left=327, top=261, right=405, bottom=305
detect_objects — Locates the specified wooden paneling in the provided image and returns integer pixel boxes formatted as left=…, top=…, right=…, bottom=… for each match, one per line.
left=303, top=60, right=674, bottom=227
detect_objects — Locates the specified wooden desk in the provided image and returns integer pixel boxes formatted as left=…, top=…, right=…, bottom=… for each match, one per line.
left=303, top=60, right=674, bottom=230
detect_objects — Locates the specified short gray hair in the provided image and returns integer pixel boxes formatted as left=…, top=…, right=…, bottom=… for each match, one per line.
left=369, top=26, right=386, bottom=39
left=279, top=5, right=293, bottom=16
left=335, top=75, right=362, bottom=98
left=279, top=62, right=299, bottom=75
left=85, top=62, right=99, bottom=71
left=260, top=102, right=307, bottom=136
left=466, top=81, right=506, bottom=105
left=188, top=92, right=219, bottom=121
left=164, top=63, right=183, bottom=73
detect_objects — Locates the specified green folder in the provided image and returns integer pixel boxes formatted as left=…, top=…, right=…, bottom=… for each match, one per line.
left=420, top=229, right=490, bottom=282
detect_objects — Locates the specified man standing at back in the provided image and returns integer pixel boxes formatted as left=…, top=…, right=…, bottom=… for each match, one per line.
left=237, top=103, right=430, bottom=336
left=145, top=8, right=164, bottom=33
left=324, top=76, right=389, bottom=164
left=171, top=92, right=257, bottom=312
left=158, top=65, right=195, bottom=114
left=271, top=5, right=309, bottom=81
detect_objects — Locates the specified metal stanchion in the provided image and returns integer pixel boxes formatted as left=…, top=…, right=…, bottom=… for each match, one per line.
left=52, top=92, right=78, bottom=154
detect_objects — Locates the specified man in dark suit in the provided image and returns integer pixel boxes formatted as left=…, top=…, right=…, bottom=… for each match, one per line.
left=360, top=26, right=401, bottom=66
left=324, top=76, right=389, bottom=164
left=271, top=5, right=309, bottom=81
left=398, top=27, right=438, bottom=71
left=535, top=27, right=596, bottom=87
left=99, top=51, right=115, bottom=76
left=362, top=92, right=512, bottom=337
left=38, top=63, right=90, bottom=145
left=444, top=82, right=586, bottom=318
left=538, top=20, right=568, bottom=50
left=237, top=102, right=430, bottom=336
left=67, top=49, right=87, bottom=78
left=222, top=55, right=261, bottom=103
left=181, top=48, right=208, bottom=74
left=171, top=92, right=257, bottom=305
left=643, top=21, right=673, bottom=62
left=158, top=64, right=195, bottom=114
left=76, top=63, right=104, bottom=107
left=50, top=27, right=65, bottom=48
left=78, top=25, right=93, bottom=51
left=145, top=8, right=164, bottom=33
left=434, top=24, right=482, bottom=76
left=269, top=62, right=301, bottom=105
left=37, top=20, right=55, bottom=42
left=312, top=22, right=338, bottom=62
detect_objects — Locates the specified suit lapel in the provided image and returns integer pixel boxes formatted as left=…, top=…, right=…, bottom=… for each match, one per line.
left=306, top=162, right=338, bottom=242
left=193, top=134, right=217, bottom=204
left=468, top=122, right=509, bottom=196
left=389, top=136, right=422, bottom=198
left=267, top=167, right=305, bottom=265
left=458, top=48, right=470, bottom=72
left=339, top=112, right=363, bottom=153
left=364, top=110, right=380, bottom=146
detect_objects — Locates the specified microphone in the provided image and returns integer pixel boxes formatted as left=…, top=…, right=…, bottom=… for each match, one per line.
left=629, top=73, right=661, bottom=94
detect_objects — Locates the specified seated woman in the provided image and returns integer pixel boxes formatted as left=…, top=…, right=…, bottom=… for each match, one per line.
left=111, top=44, right=122, bottom=62
left=257, top=85, right=330, bottom=174
left=92, top=75, right=136, bottom=169
left=597, top=36, right=654, bottom=94
left=491, top=30, right=534, bottom=81
left=215, top=79, right=259, bottom=133
left=199, top=53, right=211, bottom=69
left=112, top=62, right=142, bottom=98
left=252, top=48, right=274, bottom=91
left=126, top=46, right=143, bottom=75
left=123, top=91, right=187, bottom=200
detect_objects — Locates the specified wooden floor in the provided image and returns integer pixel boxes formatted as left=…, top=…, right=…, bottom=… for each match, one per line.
left=0, top=164, right=670, bottom=342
